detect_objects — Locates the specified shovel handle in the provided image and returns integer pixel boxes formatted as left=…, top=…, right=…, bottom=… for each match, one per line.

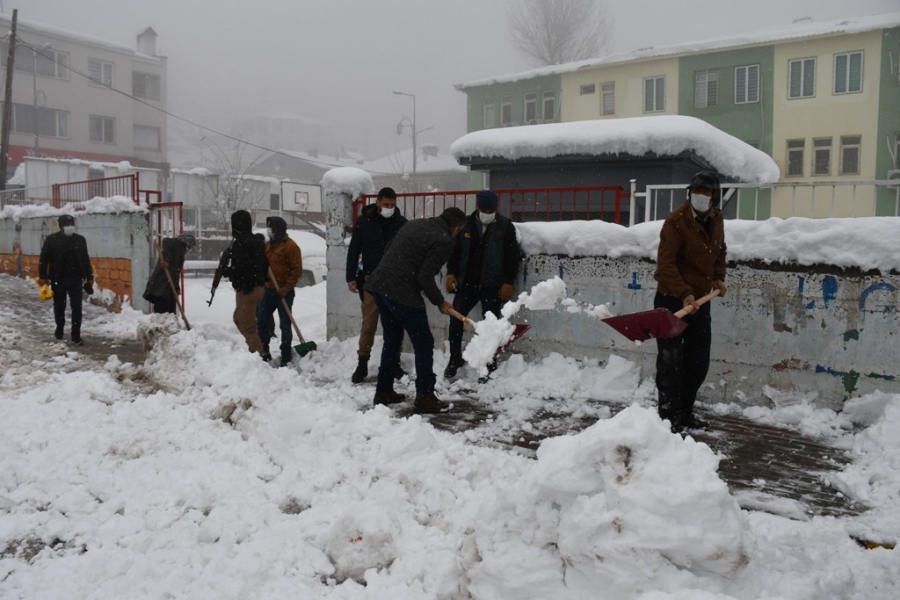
left=156, top=239, right=190, bottom=331
left=268, top=267, right=306, bottom=342
left=673, top=289, right=721, bottom=319
left=447, top=307, right=476, bottom=328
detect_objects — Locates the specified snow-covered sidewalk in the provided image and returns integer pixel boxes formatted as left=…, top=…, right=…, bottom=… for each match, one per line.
left=0, top=273, right=897, bottom=599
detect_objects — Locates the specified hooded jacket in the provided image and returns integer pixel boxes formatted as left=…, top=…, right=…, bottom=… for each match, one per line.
left=345, top=203, right=407, bottom=289
left=228, top=210, right=268, bottom=293
left=142, top=237, right=188, bottom=302
left=264, top=216, right=302, bottom=289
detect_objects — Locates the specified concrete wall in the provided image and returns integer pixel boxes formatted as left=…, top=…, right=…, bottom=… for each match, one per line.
left=324, top=188, right=899, bottom=409
left=0, top=212, right=152, bottom=310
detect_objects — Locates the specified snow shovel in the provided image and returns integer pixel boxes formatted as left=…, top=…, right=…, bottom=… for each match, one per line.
left=156, top=240, right=191, bottom=331
left=447, top=308, right=531, bottom=355
left=267, top=268, right=317, bottom=358
left=602, top=289, right=720, bottom=342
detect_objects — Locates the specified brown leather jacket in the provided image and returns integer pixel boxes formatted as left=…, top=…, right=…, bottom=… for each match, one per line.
left=265, top=236, right=302, bottom=289
left=654, top=201, right=726, bottom=300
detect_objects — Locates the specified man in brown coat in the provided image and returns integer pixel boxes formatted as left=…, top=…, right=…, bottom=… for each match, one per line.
left=653, top=171, right=728, bottom=433
left=257, top=216, right=302, bottom=365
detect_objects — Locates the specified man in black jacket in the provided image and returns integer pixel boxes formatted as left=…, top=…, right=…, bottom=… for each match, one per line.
left=142, top=233, right=196, bottom=314
left=345, top=187, right=407, bottom=383
left=443, top=190, right=521, bottom=379
left=38, top=214, right=93, bottom=345
left=224, top=210, right=268, bottom=358
left=365, top=207, right=467, bottom=413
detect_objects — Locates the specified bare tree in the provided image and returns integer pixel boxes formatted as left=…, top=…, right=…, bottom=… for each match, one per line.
left=507, top=0, right=613, bottom=67
left=199, top=138, right=272, bottom=234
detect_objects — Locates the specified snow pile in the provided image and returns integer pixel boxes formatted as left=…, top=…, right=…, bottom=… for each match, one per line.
left=0, top=196, right=146, bottom=221
left=320, top=167, right=375, bottom=198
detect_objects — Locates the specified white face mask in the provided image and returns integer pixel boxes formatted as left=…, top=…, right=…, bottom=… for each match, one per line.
left=478, top=211, right=496, bottom=225
left=690, top=193, right=711, bottom=213
left=63, top=226, right=75, bottom=236
left=266, top=227, right=274, bottom=241
left=380, top=206, right=395, bottom=218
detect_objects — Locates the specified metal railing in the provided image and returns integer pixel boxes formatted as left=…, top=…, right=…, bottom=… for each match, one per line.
left=0, top=185, right=54, bottom=209
left=53, top=174, right=141, bottom=209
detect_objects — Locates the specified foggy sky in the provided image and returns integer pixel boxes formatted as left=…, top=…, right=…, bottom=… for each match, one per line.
left=12, top=0, right=900, bottom=162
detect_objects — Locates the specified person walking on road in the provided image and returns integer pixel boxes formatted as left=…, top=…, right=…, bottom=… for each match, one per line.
left=142, top=233, right=197, bottom=314
left=365, top=207, right=467, bottom=413
left=258, top=216, right=302, bottom=366
left=443, top=190, right=521, bottom=380
left=345, top=187, right=408, bottom=383
left=38, top=214, right=93, bottom=345
left=654, top=171, right=728, bottom=434
left=224, top=210, right=268, bottom=358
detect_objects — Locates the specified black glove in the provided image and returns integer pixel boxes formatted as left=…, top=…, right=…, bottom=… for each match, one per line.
left=83, top=281, right=94, bottom=295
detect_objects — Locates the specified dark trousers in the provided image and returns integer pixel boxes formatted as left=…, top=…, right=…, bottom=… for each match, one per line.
left=257, top=287, right=295, bottom=354
left=654, top=292, right=712, bottom=423
left=448, top=286, right=502, bottom=356
left=51, top=279, right=83, bottom=337
left=372, top=292, right=435, bottom=395
left=151, top=296, right=177, bottom=314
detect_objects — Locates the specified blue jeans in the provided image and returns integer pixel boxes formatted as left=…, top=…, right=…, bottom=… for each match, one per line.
left=372, top=292, right=435, bottom=395
left=257, top=287, right=295, bottom=354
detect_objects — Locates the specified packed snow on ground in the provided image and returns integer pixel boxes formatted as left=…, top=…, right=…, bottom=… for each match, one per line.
left=0, top=271, right=897, bottom=599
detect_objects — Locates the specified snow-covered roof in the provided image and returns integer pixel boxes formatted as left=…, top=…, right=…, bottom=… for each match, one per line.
left=456, top=11, right=900, bottom=89
left=450, top=115, right=780, bottom=184
left=25, top=156, right=158, bottom=174
left=0, top=14, right=161, bottom=60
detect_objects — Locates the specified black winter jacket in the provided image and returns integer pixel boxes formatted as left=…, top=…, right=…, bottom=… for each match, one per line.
left=365, top=216, right=455, bottom=310
left=447, top=212, right=520, bottom=289
left=142, top=237, right=187, bottom=302
left=345, top=203, right=407, bottom=289
left=39, top=231, right=92, bottom=283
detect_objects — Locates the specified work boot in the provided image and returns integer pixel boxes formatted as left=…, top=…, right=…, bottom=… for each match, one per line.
left=54, top=325, right=63, bottom=340
left=374, top=390, right=405, bottom=406
left=280, top=350, right=293, bottom=367
left=443, top=354, right=465, bottom=379
left=414, top=392, right=449, bottom=414
left=682, top=414, right=710, bottom=430
left=71, top=336, right=84, bottom=346
left=352, top=355, right=369, bottom=383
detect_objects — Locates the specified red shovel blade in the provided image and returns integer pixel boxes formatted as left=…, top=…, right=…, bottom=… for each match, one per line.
left=602, top=309, right=688, bottom=342
left=497, top=323, right=531, bottom=354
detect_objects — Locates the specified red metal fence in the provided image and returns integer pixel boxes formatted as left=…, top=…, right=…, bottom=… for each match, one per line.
left=356, top=186, right=628, bottom=225
left=51, top=173, right=160, bottom=208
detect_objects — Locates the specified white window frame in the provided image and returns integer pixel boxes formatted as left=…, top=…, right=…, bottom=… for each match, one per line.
left=500, top=96, right=513, bottom=126
left=839, top=135, right=861, bottom=175
left=542, top=91, right=556, bottom=121
left=601, top=82, right=615, bottom=115
left=1, top=43, right=69, bottom=79
left=88, top=57, right=114, bottom=87
left=812, top=138, right=832, bottom=176
left=482, top=97, right=495, bottom=128
left=133, top=124, right=161, bottom=151
left=734, top=64, right=760, bottom=104
left=833, top=51, right=863, bottom=95
left=132, top=71, right=161, bottom=100
left=12, top=103, right=70, bottom=138
left=694, top=69, right=719, bottom=108
left=579, top=83, right=596, bottom=95
left=524, top=93, right=537, bottom=123
left=788, top=57, right=816, bottom=99
left=644, top=76, right=666, bottom=113
left=787, top=139, right=805, bottom=177
left=89, top=114, right=116, bottom=144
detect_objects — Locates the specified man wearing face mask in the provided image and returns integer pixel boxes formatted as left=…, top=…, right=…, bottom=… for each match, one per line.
left=654, top=171, right=728, bottom=434
left=345, top=187, right=408, bottom=383
left=257, top=216, right=302, bottom=365
left=38, top=214, right=94, bottom=345
left=443, top=190, right=522, bottom=380
left=224, top=209, right=268, bottom=359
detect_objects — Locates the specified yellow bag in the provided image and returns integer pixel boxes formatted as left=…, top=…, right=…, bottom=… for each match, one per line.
left=34, top=278, right=54, bottom=301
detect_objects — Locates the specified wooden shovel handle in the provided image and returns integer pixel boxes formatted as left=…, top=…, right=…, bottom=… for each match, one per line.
left=157, top=239, right=190, bottom=330
left=268, top=267, right=305, bottom=342
left=674, top=289, right=721, bottom=319
left=447, top=307, right=476, bottom=328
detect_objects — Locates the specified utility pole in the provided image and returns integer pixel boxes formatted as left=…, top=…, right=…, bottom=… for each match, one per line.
left=0, top=9, right=18, bottom=192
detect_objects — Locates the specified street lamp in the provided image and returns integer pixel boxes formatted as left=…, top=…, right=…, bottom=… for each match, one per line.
left=392, top=90, right=417, bottom=176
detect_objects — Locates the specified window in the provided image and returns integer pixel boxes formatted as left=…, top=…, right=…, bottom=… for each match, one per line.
left=88, top=58, right=114, bottom=87
left=839, top=136, right=861, bottom=175
left=133, top=125, right=161, bottom=151
left=542, top=91, right=556, bottom=121
left=812, top=138, right=831, bottom=176
left=734, top=64, right=760, bottom=104
left=787, top=139, right=805, bottom=177
left=694, top=69, right=719, bottom=108
left=132, top=71, right=161, bottom=100
left=601, top=82, right=615, bottom=115
left=524, top=93, right=537, bottom=123
left=834, top=51, right=863, bottom=94
left=788, top=58, right=816, bottom=99
left=482, top=98, right=495, bottom=128
left=12, top=103, right=69, bottom=137
left=89, top=115, right=115, bottom=143
left=580, top=83, right=596, bottom=95
left=270, top=194, right=280, bottom=211
left=500, top=96, right=513, bottom=125
left=644, top=76, right=665, bottom=112
left=0, top=42, right=69, bottom=79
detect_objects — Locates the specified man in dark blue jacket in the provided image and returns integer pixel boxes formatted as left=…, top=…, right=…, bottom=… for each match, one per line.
left=345, top=187, right=407, bottom=383
left=38, top=214, right=93, bottom=345
left=365, top=207, right=467, bottom=413
left=443, top=190, right=521, bottom=379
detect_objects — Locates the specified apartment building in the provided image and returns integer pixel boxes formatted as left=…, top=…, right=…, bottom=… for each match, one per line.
left=455, top=12, right=900, bottom=218
left=0, top=15, right=168, bottom=178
